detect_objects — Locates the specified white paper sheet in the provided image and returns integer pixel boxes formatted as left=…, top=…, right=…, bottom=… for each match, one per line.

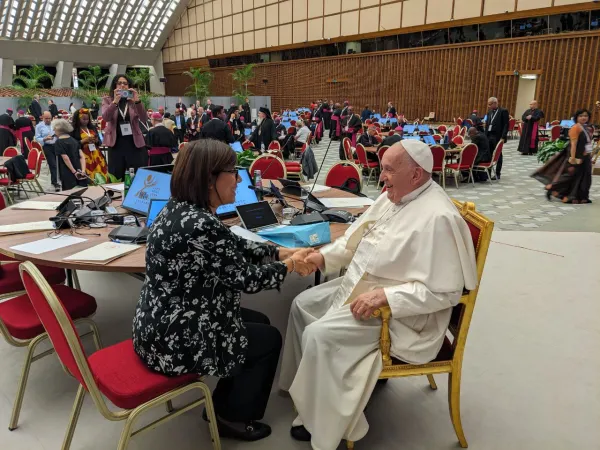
left=230, top=225, right=268, bottom=243
left=105, top=183, right=125, bottom=192
left=305, top=184, right=332, bottom=193
left=11, top=201, right=62, bottom=211
left=64, top=242, right=140, bottom=264
left=318, top=197, right=375, bottom=208
left=10, top=236, right=87, bottom=255
left=0, top=221, right=56, bottom=235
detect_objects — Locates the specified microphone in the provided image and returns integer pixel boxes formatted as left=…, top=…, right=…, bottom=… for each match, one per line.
left=75, top=170, right=115, bottom=209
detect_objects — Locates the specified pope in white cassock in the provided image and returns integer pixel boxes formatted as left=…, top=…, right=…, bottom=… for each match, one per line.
left=279, top=140, right=479, bottom=450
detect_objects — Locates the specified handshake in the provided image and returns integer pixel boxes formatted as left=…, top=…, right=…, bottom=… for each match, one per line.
left=280, top=247, right=325, bottom=277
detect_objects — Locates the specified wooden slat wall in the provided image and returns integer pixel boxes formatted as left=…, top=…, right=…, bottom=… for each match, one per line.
left=165, top=32, right=600, bottom=122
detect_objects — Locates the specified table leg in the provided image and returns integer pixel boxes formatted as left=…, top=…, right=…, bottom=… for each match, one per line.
left=66, top=269, right=73, bottom=288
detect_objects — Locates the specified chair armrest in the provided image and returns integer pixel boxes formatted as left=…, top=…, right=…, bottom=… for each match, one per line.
left=372, top=306, right=393, bottom=367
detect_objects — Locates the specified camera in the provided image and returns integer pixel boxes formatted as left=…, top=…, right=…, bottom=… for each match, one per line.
left=120, top=89, right=133, bottom=99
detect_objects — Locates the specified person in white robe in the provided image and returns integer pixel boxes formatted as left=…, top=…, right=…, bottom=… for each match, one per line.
left=279, top=140, right=479, bottom=450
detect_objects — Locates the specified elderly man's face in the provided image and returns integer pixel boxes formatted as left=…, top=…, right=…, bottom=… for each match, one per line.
left=43, top=113, right=52, bottom=125
left=368, top=128, right=376, bottom=136
left=529, top=101, right=538, bottom=109
left=380, top=144, right=423, bottom=204
left=258, top=111, right=266, bottom=119
left=488, top=99, right=498, bottom=110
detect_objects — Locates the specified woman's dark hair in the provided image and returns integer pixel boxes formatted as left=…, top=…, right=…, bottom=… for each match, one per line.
left=72, top=109, right=96, bottom=133
left=572, top=108, right=592, bottom=121
left=69, top=103, right=74, bottom=107
left=109, top=74, right=133, bottom=99
left=171, top=139, right=237, bottom=210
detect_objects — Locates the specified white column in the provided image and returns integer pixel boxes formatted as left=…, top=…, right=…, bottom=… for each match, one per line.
left=105, top=64, right=128, bottom=89
left=0, top=58, right=14, bottom=86
left=53, top=61, right=74, bottom=88
left=149, top=54, right=165, bottom=95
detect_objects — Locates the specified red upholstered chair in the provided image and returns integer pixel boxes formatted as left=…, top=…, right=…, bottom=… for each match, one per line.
left=324, top=161, right=362, bottom=191
left=3, top=147, right=18, bottom=157
left=372, top=122, right=381, bottom=130
left=249, top=154, right=287, bottom=180
left=241, top=139, right=255, bottom=150
left=445, top=143, right=478, bottom=188
left=437, top=125, right=447, bottom=136
left=364, top=201, right=494, bottom=450
left=455, top=117, right=463, bottom=126
left=551, top=120, right=560, bottom=126
left=377, top=145, right=389, bottom=167
left=287, top=126, right=296, bottom=135
left=550, top=125, right=561, bottom=141
left=452, top=135, right=465, bottom=146
left=355, top=144, right=379, bottom=185
left=18, top=261, right=221, bottom=450
left=430, top=145, right=447, bottom=188
left=464, top=119, right=474, bottom=127
left=268, top=141, right=281, bottom=151
left=459, top=127, right=467, bottom=138
left=23, top=149, right=44, bottom=194
left=473, top=140, right=503, bottom=183
left=433, top=134, right=443, bottom=143
left=269, top=149, right=284, bottom=160
left=365, top=119, right=372, bottom=125
left=508, top=118, right=516, bottom=139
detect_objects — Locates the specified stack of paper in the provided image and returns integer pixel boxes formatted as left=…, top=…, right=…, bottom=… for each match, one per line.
left=318, top=197, right=375, bottom=208
left=11, top=201, right=62, bottom=211
left=0, top=221, right=56, bottom=236
left=64, top=242, right=141, bottom=265
left=11, top=236, right=87, bottom=254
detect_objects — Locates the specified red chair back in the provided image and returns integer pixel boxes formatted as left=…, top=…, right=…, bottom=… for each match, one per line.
left=458, top=143, right=478, bottom=168
left=460, top=126, right=467, bottom=137
left=324, top=162, right=362, bottom=189
left=452, top=135, right=464, bottom=146
left=456, top=117, right=463, bottom=126
left=551, top=120, right=560, bottom=126
left=290, top=120, right=296, bottom=127
left=433, top=134, right=442, bottom=142
left=0, top=189, right=6, bottom=210
left=355, top=144, right=370, bottom=166
left=492, top=140, right=503, bottom=163
left=342, top=138, right=353, bottom=160
left=551, top=125, right=561, bottom=141
left=377, top=146, right=389, bottom=164
left=365, top=119, right=372, bottom=125
left=249, top=155, right=286, bottom=180
left=26, top=148, right=38, bottom=170
left=437, top=125, right=447, bottom=135
left=373, top=122, right=381, bottom=130
left=287, top=126, right=295, bottom=135
left=508, top=118, right=516, bottom=132
left=3, top=147, right=18, bottom=157
left=20, top=263, right=90, bottom=387
left=24, top=137, right=33, bottom=154
left=268, top=141, right=281, bottom=151
left=31, top=141, right=43, bottom=152
left=268, top=149, right=284, bottom=159
left=431, top=145, right=446, bottom=171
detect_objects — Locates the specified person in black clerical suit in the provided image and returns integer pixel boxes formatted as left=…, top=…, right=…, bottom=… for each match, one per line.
left=29, top=95, right=43, bottom=122
left=485, top=97, right=509, bottom=180
left=14, top=110, right=35, bottom=157
left=228, top=109, right=245, bottom=142
left=200, top=105, right=235, bottom=144
left=386, top=102, right=397, bottom=117
left=173, top=108, right=187, bottom=144
left=186, top=108, right=201, bottom=141
left=146, top=112, right=177, bottom=166
left=518, top=100, right=545, bottom=155
left=0, top=112, right=16, bottom=154
left=48, top=99, right=59, bottom=119
left=250, top=107, right=277, bottom=151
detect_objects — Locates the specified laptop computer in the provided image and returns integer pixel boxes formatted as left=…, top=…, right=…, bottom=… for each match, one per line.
left=145, top=199, right=169, bottom=228
left=236, top=201, right=281, bottom=232
left=230, top=141, right=243, bottom=153
left=121, top=167, right=172, bottom=215
left=216, top=168, right=259, bottom=219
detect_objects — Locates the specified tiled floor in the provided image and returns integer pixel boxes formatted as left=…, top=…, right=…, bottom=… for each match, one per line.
left=309, top=136, right=600, bottom=232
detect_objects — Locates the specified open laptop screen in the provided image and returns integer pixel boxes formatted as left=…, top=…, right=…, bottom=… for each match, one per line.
left=121, top=168, right=172, bottom=215
left=236, top=201, right=279, bottom=231
left=146, top=199, right=169, bottom=228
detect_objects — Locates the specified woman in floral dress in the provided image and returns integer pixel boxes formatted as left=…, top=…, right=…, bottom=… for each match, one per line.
left=71, top=108, right=108, bottom=182
left=132, top=139, right=314, bottom=442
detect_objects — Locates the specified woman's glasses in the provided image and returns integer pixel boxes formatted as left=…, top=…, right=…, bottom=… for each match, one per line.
left=222, top=169, right=239, bottom=177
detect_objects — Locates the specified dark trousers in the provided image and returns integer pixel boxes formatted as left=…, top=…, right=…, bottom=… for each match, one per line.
left=174, top=128, right=185, bottom=144
left=212, top=308, right=282, bottom=422
left=107, top=136, right=147, bottom=179
left=43, top=144, right=58, bottom=185
left=487, top=134, right=503, bottom=178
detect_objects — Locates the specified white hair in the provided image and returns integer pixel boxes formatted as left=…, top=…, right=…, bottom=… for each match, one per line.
left=488, top=97, right=498, bottom=103
left=52, top=118, right=73, bottom=134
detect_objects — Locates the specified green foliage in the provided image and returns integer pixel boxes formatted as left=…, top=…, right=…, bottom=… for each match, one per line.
left=108, top=173, right=122, bottom=183
left=126, top=67, right=153, bottom=93
left=12, top=64, right=54, bottom=90
left=139, top=92, right=152, bottom=110
left=537, top=139, right=568, bottom=164
left=77, top=66, right=109, bottom=94
left=72, top=88, right=108, bottom=106
left=183, top=67, right=213, bottom=104
left=237, top=149, right=257, bottom=167
left=231, top=64, right=255, bottom=103
left=94, top=173, right=107, bottom=185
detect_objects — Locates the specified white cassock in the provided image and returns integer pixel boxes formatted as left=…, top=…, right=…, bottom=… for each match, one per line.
left=279, top=179, right=478, bottom=450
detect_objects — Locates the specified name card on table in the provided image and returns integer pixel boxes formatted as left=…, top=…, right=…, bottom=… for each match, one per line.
left=64, top=242, right=141, bottom=265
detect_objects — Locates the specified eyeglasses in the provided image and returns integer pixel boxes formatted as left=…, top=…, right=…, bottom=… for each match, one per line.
left=116, top=81, right=129, bottom=86
left=222, top=169, right=239, bottom=177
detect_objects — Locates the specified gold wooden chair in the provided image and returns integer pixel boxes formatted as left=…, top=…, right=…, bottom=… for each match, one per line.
left=346, top=200, right=493, bottom=449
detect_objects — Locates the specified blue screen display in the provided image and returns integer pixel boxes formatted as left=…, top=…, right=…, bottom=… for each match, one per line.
left=422, top=135, right=436, bottom=145
left=403, top=125, right=416, bottom=134
left=230, top=141, right=243, bottom=153
left=418, top=125, right=430, bottom=132
left=560, top=120, right=575, bottom=128
left=403, top=135, right=421, bottom=141
left=122, top=168, right=172, bottom=215
left=146, top=199, right=169, bottom=228
left=216, top=169, right=259, bottom=216
left=244, top=128, right=252, bottom=136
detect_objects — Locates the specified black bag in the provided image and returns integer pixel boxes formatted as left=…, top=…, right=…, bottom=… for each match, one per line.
left=336, top=177, right=367, bottom=197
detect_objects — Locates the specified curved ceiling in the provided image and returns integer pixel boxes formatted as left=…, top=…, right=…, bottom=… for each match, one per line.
left=0, top=0, right=183, bottom=50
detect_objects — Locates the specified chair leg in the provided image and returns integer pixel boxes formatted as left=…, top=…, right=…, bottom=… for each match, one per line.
left=166, top=400, right=174, bottom=413
left=427, top=374, right=438, bottom=390
left=470, top=169, right=475, bottom=187
left=448, top=371, right=468, bottom=448
left=72, top=270, right=81, bottom=291
left=196, top=383, right=222, bottom=450
left=347, top=440, right=355, bottom=449
left=454, top=171, right=459, bottom=189
left=61, top=385, right=86, bottom=450
left=8, top=333, right=48, bottom=430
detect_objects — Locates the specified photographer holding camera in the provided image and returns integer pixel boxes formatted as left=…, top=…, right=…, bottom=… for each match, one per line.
left=101, top=74, right=147, bottom=179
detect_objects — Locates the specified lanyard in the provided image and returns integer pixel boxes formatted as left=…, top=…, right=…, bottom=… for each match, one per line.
left=118, top=104, right=128, bottom=121
left=81, top=127, right=92, bottom=137
left=489, top=109, right=498, bottom=124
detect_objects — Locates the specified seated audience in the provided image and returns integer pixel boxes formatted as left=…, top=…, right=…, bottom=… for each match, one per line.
left=71, top=108, right=108, bottom=181
left=378, top=127, right=403, bottom=150
left=284, top=120, right=310, bottom=159
left=146, top=112, right=177, bottom=166
left=186, top=108, right=201, bottom=141
left=357, top=126, right=379, bottom=162
left=279, top=140, right=478, bottom=450
left=132, top=139, right=314, bottom=442
left=53, top=119, right=87, bottom=191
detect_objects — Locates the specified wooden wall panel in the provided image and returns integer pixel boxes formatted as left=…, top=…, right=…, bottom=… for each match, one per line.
left=166, top=32, right=600, bottom=121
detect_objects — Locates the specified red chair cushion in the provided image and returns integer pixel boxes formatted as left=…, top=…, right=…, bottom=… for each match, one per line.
left=285, top=162, right=301, bottom=168
left=0, top=263, right=66, bottom=295
left=25, top=173, right=35, bottom=180
left=0, top=178, right=12, bottom=185
left=0, top=168, right=7, bottom=173
left=432, top=165, right=444, bottom=171
left=363, top=162, right=379, bottom=168
left=446, top=163, right=471, bottom=170
left=0, top=284, right=97, bottom=340
left=88, top=339, right=198, bottom=410
left=475, top=162, right=492, bottom=168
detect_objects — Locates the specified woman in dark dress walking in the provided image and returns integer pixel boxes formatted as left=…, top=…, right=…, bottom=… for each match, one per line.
left=532, top=109, right=593, bottom=204
left=52, top=119, right=88, bottom=191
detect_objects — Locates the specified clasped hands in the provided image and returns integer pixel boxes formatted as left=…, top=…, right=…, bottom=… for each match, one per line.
left=279, top=247, right=324, bottom=277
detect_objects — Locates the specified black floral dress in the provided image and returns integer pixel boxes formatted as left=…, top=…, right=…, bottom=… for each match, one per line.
left=133, top=198, right=287, bottom=377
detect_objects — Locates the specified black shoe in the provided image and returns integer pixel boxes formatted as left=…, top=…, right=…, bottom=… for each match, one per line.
left=545, top=190, right=552, bottom=201
left=202, top=409, right=272, bottom=442
left=290, top=425, right=311, bottom=441
left=54, top=184, right=61, bottom=192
